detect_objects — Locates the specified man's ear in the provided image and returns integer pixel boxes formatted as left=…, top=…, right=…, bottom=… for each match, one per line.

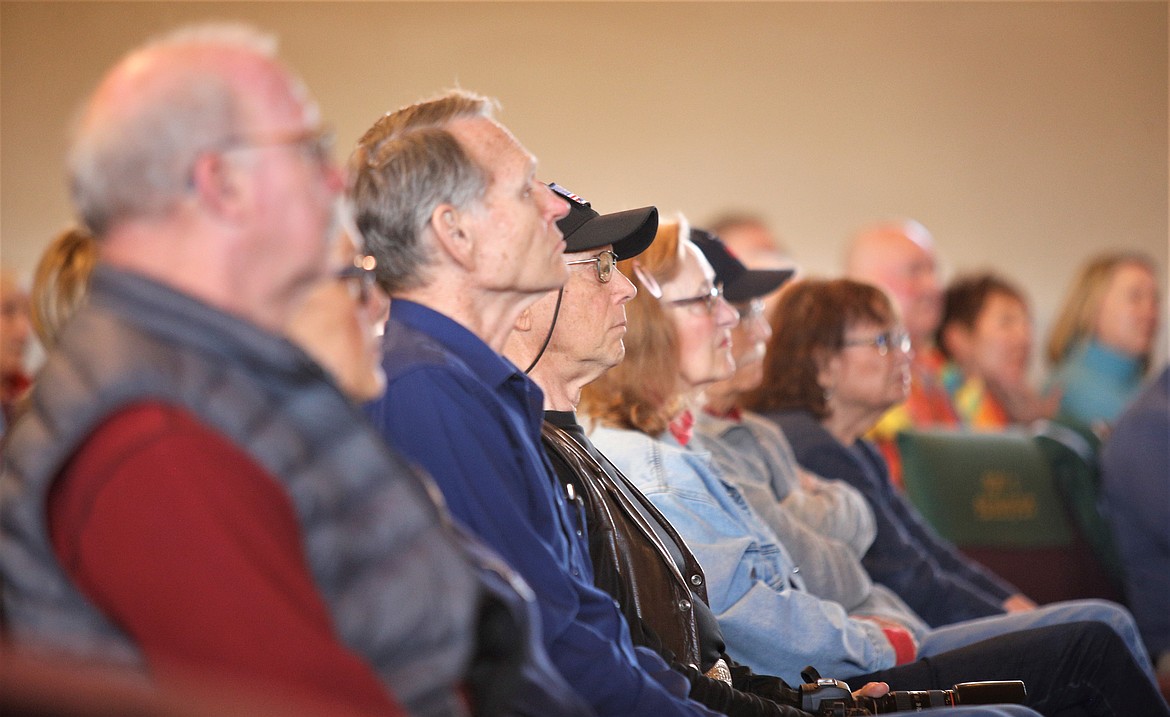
left=189, top=152, right=247, bottom=223
left=428, top=203, right=475, bottom=270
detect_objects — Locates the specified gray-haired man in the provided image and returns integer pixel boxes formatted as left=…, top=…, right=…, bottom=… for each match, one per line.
left=0, top=26, right=584, bottom=717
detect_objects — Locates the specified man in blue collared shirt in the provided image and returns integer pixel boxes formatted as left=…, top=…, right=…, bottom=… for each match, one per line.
left=350, top=90, right=719, bottom=717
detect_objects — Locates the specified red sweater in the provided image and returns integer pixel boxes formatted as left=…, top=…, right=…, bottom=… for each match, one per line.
left=48, top=402, right=405, bottom=717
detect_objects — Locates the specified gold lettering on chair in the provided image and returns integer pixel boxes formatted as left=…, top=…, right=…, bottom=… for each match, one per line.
left=972, top=471, right=1038, bottom=521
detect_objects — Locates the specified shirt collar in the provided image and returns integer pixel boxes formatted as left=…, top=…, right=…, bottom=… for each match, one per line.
left=668, top=409, right=695, bottom=447
left=702, top=405, right=742, bottom=422
left=544, top=409, right=579, bottom=430
left=389, top=299, right=546, bottom=422
left=389, top=299, right=523, bottom=389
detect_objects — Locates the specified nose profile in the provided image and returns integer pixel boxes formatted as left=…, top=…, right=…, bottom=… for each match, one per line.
left=717, top=297, right=739, bottom=328
left=613, top=268, right=637, bottom=303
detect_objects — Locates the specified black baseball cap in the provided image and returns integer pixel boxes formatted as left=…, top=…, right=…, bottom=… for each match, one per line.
left=550, top=183, right=658, bottom=260
left=691, top=228, right=794, bottom=303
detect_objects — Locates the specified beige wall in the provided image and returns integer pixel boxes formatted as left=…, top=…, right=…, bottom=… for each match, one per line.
left=2, top=1, right=1167, bottom=367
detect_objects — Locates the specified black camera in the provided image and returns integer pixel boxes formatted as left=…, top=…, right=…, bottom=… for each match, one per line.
left=799, top=667, right=1027, bottom=715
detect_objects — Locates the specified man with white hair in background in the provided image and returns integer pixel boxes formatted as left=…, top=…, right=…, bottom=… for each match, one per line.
left=0, top=26, right=585, bottom=717
left=844, top=219, right=960, bottom=483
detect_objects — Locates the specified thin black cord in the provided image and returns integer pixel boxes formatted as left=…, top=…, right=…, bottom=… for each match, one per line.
left=524, top=287, right=565, bottom=374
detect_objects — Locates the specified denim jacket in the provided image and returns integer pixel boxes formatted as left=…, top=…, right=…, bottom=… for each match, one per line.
left=587, top=424, right=896, bottom=685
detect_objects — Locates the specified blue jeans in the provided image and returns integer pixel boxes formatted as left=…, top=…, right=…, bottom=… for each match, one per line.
left=917, top=599, right=1155, bottom=682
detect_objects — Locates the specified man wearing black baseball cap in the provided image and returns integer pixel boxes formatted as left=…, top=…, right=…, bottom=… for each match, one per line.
left=692, top=228, right=795, bottom=443
left=513, top=184, right=657, bottom=373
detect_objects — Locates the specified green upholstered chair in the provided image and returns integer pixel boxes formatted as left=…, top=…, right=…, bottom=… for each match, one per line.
left=897, top=428, right=1125, bottom=604
left=897, top=429, right=1074, bottom=548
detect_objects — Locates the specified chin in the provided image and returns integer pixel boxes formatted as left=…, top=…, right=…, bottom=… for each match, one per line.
left=1130, top=339, right=1153, bottom=357
left=736, top=363, right=764, bottom=387
left=607, top=346, right=627, bottom=367
left=551, top=261, right=571, bottom=283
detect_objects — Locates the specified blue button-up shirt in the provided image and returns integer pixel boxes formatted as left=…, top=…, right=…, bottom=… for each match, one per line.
left=365, top=300, right=712, bottom=717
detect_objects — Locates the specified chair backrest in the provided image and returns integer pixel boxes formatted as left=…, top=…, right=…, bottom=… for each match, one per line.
left=897, top=429, right=1074, bottom=548
left=1032, top=420, right=1126, bottom=587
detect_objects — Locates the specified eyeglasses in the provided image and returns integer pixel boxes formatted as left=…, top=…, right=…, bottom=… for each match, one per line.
left=336, top=254, right=378, bottom=304
left=666, top=283, right=725, bottom=314
left=631, top=261, right=662, bottom=299
left=217, top=125, right=336, bottom=168
left=843, top=330, right=911, bottom=356
left=565, top=250, right=618, bottom=284
left=734, top=298, right=766, bottom=326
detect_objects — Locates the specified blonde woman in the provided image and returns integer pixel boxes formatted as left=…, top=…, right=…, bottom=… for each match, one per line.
left=1046, top=253, right=1160, bottom=428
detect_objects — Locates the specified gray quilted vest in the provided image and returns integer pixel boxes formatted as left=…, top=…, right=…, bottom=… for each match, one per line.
left=0, top=266, right=581, bottom=717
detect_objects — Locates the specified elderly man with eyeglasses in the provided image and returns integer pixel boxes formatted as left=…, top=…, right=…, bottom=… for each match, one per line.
left=0, top=27, right=585, bottom=717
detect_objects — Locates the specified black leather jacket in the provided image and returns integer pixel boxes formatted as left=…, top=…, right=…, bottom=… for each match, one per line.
left=541, top=418, right=811, bottom=717
left=542, top=419, right=710, bottom=668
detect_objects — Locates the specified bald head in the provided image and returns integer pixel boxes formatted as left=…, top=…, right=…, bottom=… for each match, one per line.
left=69, top=25, right=312, bottom=236
left=845, top=219, right=942, bottom=347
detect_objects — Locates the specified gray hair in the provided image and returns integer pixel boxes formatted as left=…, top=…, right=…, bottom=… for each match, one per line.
left=67, top=24, right=279, bottom=236
left=348, top=90, right=495, bottom=293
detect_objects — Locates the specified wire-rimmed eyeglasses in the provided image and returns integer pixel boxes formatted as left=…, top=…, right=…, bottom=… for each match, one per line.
left=843, top=330, right=912, bottom=356
left=565, top=250, right=618, bottom=284
left=666, top=283, right=725, bottom=313
left=217, top=125, right=336, bottom=168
